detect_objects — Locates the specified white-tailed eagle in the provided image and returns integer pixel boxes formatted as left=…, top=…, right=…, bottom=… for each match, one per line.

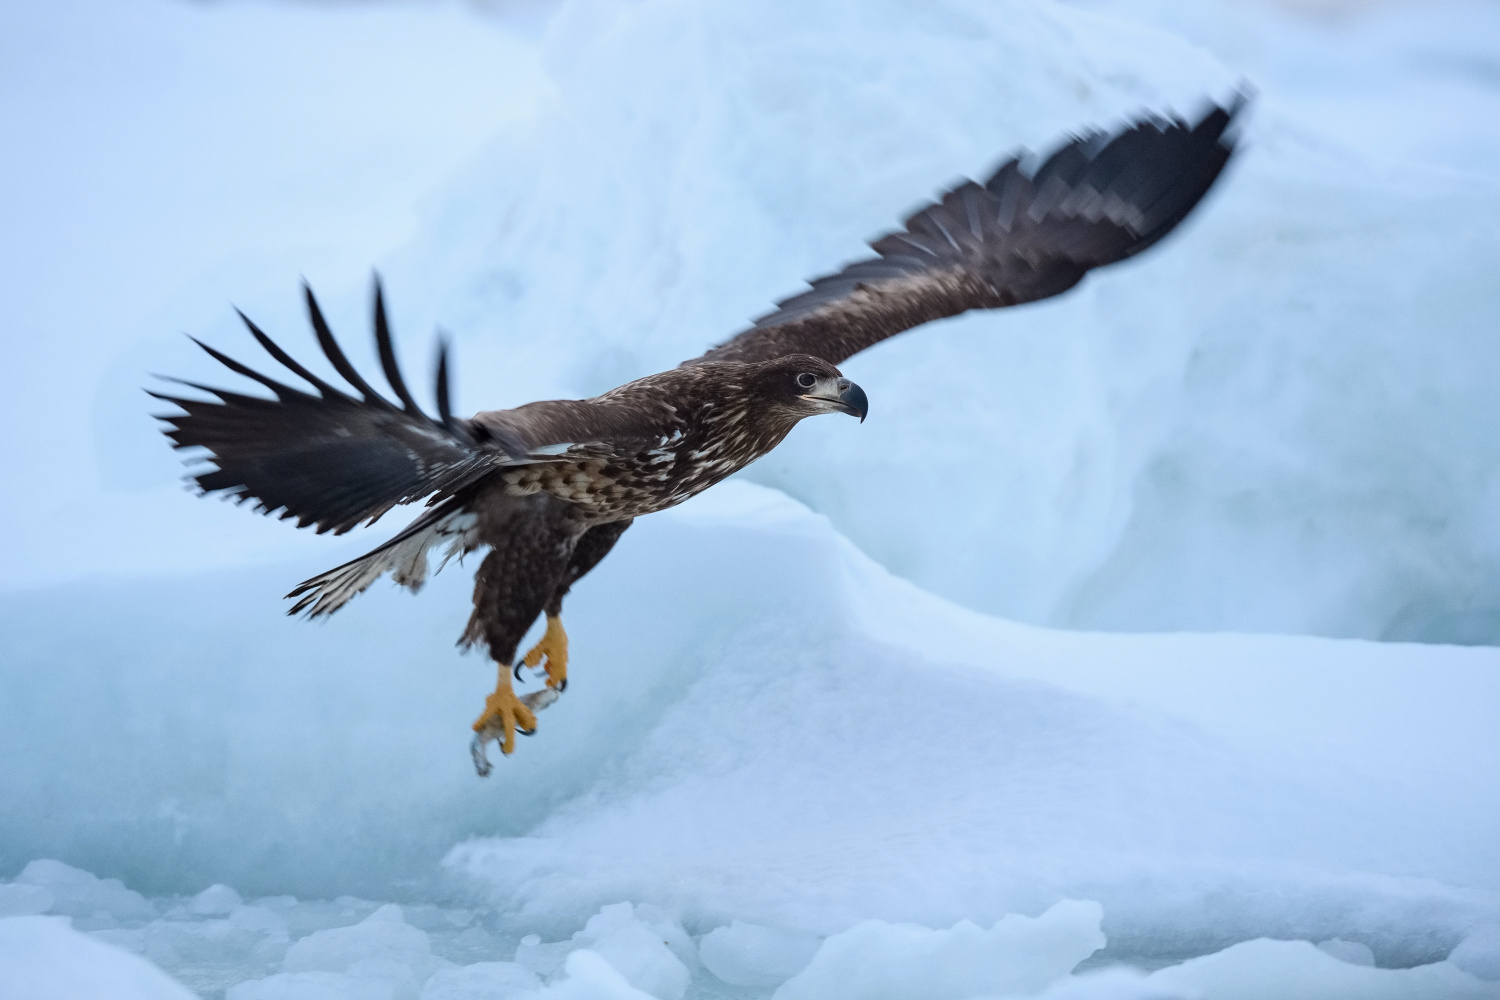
left=154, top=98, right=1244, bottom=774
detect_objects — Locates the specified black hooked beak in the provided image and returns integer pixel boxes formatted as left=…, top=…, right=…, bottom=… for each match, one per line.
left=835, top=378, right=868, bottom=423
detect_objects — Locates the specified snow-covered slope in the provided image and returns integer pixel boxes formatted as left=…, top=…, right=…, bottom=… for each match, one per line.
left=372, top=0, right=1500, bottom=644
left=4, top=484, right=1499, bottom=996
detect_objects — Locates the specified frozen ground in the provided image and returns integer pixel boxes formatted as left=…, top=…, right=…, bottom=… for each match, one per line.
left=4, top=484, right=1500, bottom=998
left=3, top=0, right=1499, bottom=996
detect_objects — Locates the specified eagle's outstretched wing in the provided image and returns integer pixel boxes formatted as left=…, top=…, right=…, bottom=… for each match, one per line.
left=689, top=96, right=1245, bottom=368
left=151, top=283, right=529, bottom=536
left=153, top=282, right=702, bottom=542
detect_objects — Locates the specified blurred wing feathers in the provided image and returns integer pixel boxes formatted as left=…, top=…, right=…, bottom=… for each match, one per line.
left=152, top=282, right=508, bottom=535
left=691, top=97, right=1243, bottom=367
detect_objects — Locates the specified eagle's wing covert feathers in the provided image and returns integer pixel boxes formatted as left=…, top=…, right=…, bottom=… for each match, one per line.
left=689, top=96, right=1245, bottom=368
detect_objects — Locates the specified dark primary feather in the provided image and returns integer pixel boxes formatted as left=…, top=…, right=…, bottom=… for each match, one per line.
left=689, top=96, right=1245, bottom=368
left=151, top=283, right=764, bottom=538
left=151, top=281, right=517, bottom=535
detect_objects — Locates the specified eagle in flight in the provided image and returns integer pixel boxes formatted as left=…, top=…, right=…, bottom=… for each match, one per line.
left=155, top=98, right=1242, bottom=775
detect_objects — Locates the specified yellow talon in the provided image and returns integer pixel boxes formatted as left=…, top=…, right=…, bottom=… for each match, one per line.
left=470, top=670, right=537, bottom=772
left=521, top=614, right=569, bottom=691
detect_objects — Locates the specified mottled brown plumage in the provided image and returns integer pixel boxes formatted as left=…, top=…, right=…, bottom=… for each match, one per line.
left=154, top=98, right=1243, bottom=773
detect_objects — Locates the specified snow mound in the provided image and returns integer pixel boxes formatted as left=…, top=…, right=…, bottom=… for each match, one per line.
left=280, top=904, right=446, bottom=981
left=0, top=915, right=195, bottom=1000
left=15, top=860, right=153, bottom=925
left=513, top=902, right=692, bottom=999
left=1137, top=937, right=1500, bottom=1000
left=1007, top=943, right=1500, bottom=1000
left=4, top=483, right=1499, bottom=966
left=379, top=0, right=1500, bottom=644
left=193, top=885, right=246, bottom=918
left=1452, top=926, right=1500, bottom=983
left=774, top=900, right=1104, bottom=1000
left=697, top=920, right=821, bottom=987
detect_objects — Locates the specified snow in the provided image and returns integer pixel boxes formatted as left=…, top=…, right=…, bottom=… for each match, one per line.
left=371, top=0, right=1500, bottom=643
left=0, top=915, right=196, bottom=1000
left=1452, top=926, right=1500, bottom=983
left=771, top=901, right=1106, bottom=1000
left=696, top=921, right=821, bottom=987
left=2, top=0, right=1498, bottom=996
left=16, top=859, right=154, bottom=923
left=4, top=486, right=1500, bottom=996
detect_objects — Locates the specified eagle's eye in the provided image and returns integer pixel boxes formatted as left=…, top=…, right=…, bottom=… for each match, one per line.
left=795, top=372, right=818, bottom=389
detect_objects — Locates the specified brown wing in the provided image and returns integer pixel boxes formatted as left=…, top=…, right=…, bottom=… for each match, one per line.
left=154, top=282, right=698, bottom=536
left=152, top=282, right=530, bottom=536
left=688, top=96, right=1245, bottom=368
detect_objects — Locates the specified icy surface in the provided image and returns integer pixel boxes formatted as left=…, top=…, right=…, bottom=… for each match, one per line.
left=1, top=0, right=1495, bottom=645
left=4, top=485, right=1500, bottom=996
left=772, top=900, right=1105, bottom=1000
left=0, top=915, right=196, bottom=1000
left=379, top=0, right=1500, bottom=643
left=3, top=0, right=1499, bottom=997
left=1452, top=926, right=1500, bottom=982
left=696, top=921, right=820, bottom=987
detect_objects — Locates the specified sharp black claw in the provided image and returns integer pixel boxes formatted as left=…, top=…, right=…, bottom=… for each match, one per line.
left=517, top=726, right=535, bottom=737
left=557, top=678, right=568, bottom=693
left=513, top=661, right=525, bottom=682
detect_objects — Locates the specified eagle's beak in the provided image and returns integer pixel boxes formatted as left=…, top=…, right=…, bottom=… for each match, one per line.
left=804, top=376, right=868, bottom=423
left=835, top=379, right=868, bottom=423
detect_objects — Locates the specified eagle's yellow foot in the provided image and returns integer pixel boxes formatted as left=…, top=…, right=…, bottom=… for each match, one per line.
left=518, top=614, right=569, bottom=692
left=469, top=671, right=559, bottom=776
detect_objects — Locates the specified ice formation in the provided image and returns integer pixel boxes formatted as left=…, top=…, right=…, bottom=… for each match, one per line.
left=3, top=485, right=1499, bottom=996
left=379, top=0, right=1500, bottom=643
left=2, top=0, right=1498, bottom=997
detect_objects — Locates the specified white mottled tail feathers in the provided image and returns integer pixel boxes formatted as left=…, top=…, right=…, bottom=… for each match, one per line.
left=286, top=501, right=479, bottom=618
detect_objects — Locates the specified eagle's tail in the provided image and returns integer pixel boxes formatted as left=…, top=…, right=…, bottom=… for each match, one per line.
left=286, top=498, right=478, bottom=618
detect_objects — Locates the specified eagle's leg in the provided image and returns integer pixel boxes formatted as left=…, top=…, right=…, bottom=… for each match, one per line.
left=517, top=519, right=633, bottom=694
left=463, top=530, right=575, bottom=775
left=519, top=614, right=569, bottom=692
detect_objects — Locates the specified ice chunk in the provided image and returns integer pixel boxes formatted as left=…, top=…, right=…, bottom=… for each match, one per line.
left=16, top=860, right=153, bottom=923
left=282, top=904, right=441, bottom=980
left=228, top=970, right=406, bottom=1000
left=568, top=903, right=691, bottom=1000
left=0, top=882, right=53, bottom=917
left=420, top=961, right=542, bottom=999
left=1147, top=938, right=1500, bottom=999
left=1451, top=926, right=1500, bottom=981
left=775, top=900, right=1104, bottom=1000
left=192, top=884, right=245, bottom=917
left=697, top=920, right=821, bottom=987
left=0, top=914, right=196, bottom=1000
left=524, top=949, right=660, bottom=999
left=1317, top=938, right=1376, bottom=967
left=1011, top=967, right=1181, bottom=1000
left=514, top=933, right=573, bottom=979
left=140, top=903, right=290, bottom=984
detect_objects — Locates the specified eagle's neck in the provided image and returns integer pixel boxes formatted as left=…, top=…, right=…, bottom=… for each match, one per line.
left=658, top=387, right=800, bottom=504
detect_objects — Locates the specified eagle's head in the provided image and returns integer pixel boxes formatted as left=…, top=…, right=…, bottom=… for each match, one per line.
left=747, top=353, right=868, bottom=423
